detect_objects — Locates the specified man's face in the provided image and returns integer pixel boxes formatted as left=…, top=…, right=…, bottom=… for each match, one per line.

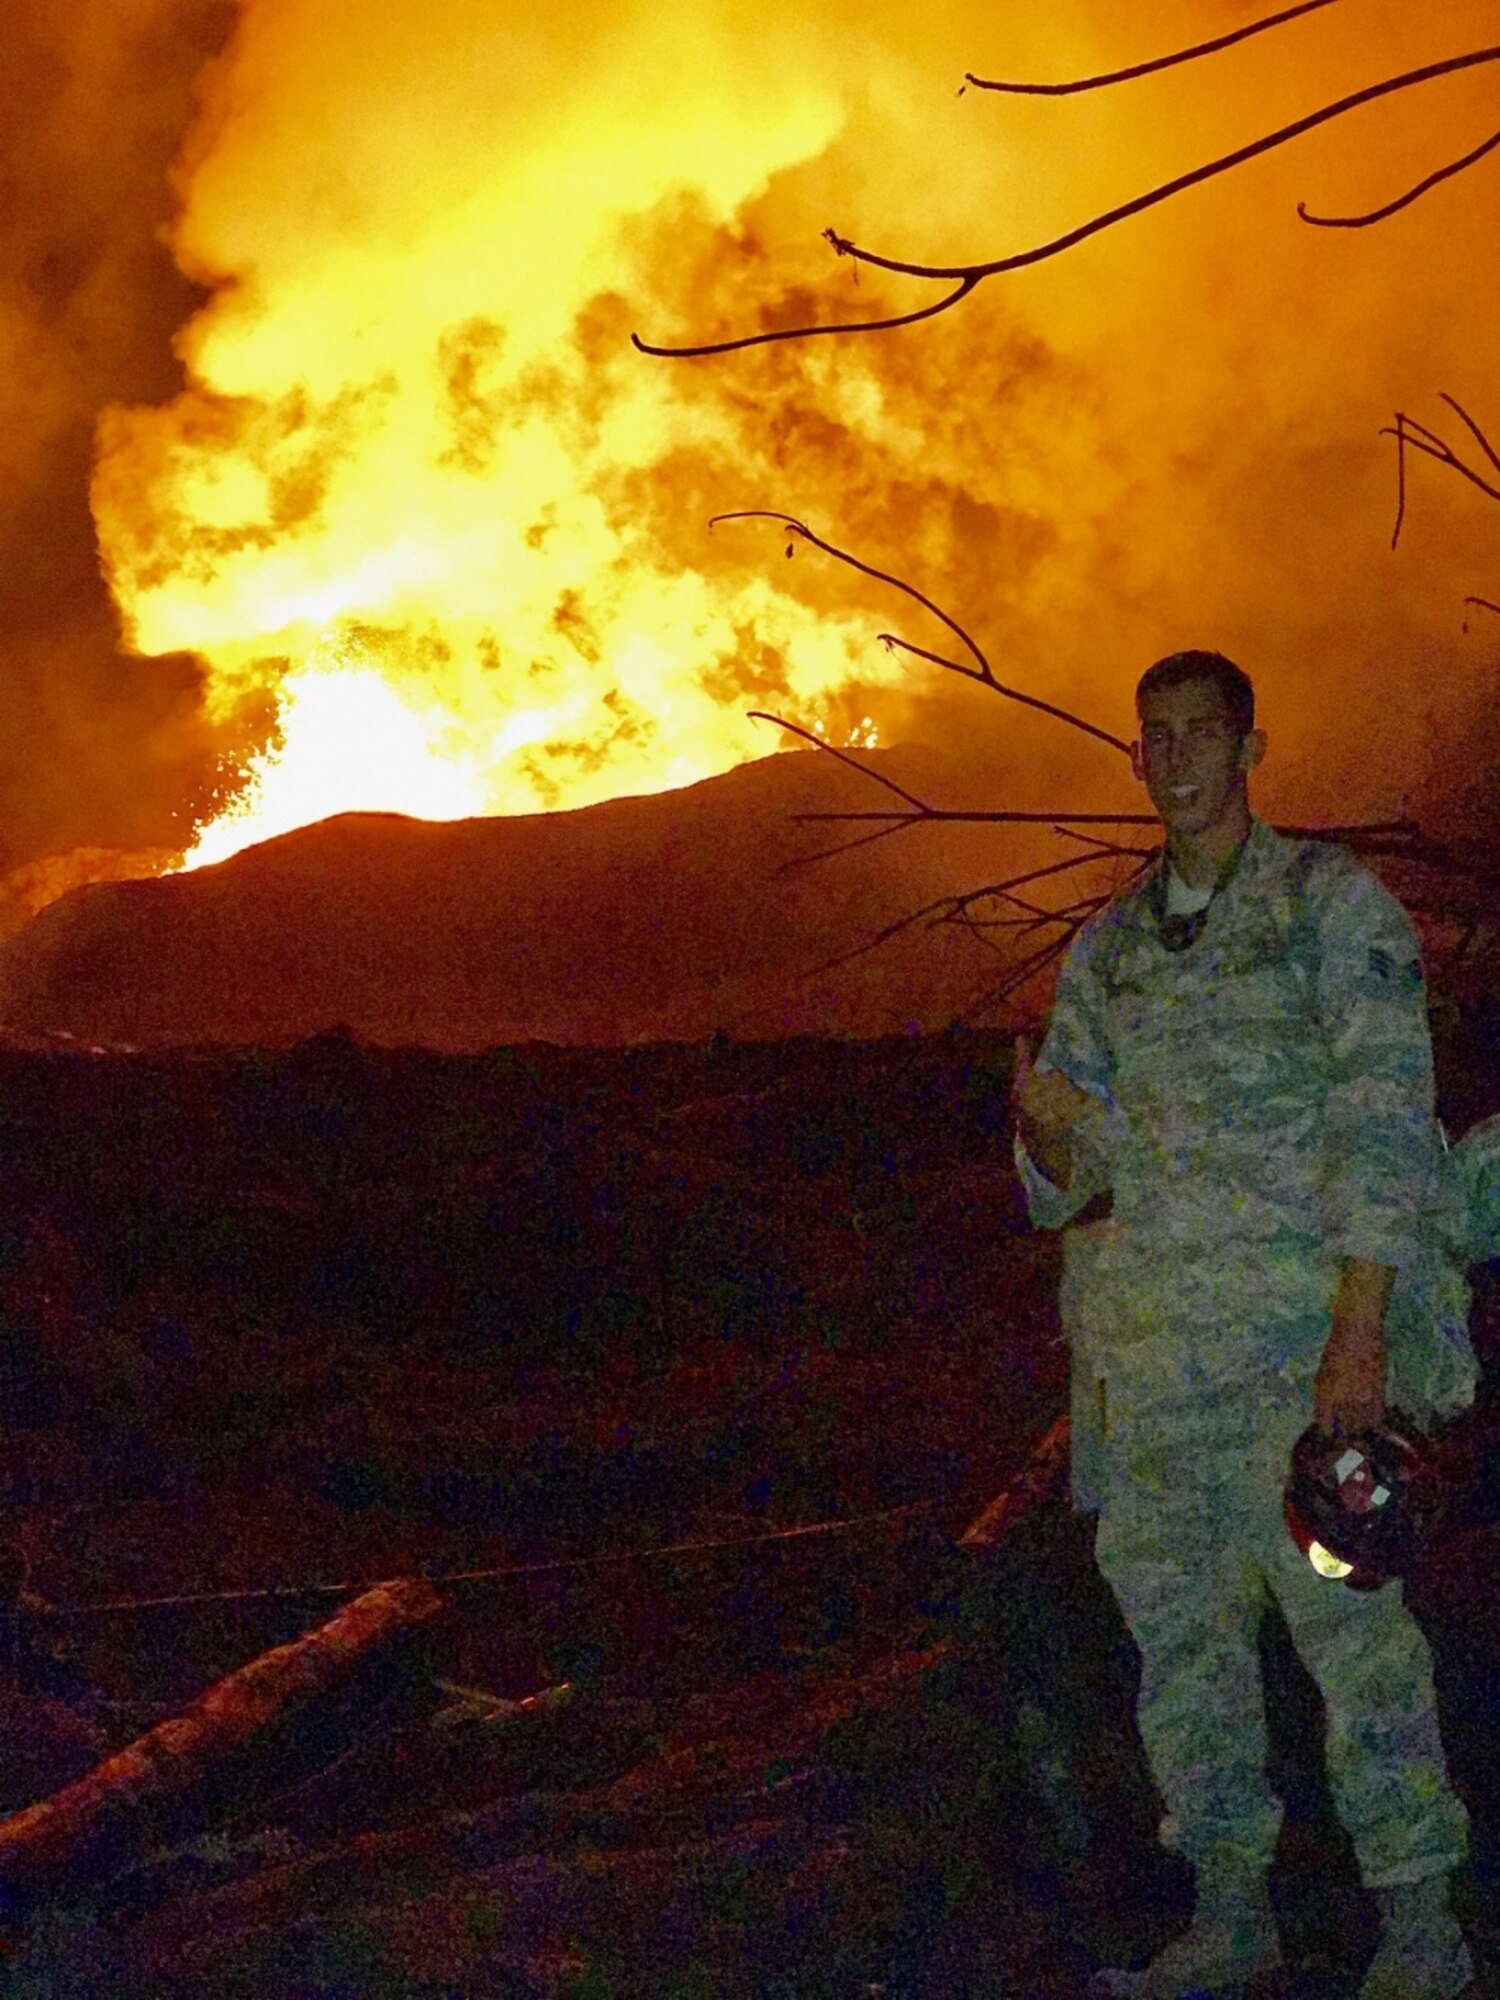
left=1131, top=680, right=1263, bottom=840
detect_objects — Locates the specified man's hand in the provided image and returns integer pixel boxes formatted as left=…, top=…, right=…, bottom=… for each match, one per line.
left=1313, top=1259, right=1393, bottom=1436
left=1012, top=1036, right=1093, bottom=1191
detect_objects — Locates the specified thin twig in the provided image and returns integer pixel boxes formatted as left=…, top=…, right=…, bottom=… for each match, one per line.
left=633, top=46, right=1500, bottom=357
left=803, top=850, right=1121, bottom=977
left=1388, top=431, right=1500, bottom=494
left=1298, top=125, right=1500, bottom=227
left=748, top=711, right=933, bottom=814
left=723, top=511, right=1131, bottom=758
left=1389, top=411, right=1410, bottom=548
left=1053, top=824, right=1149, bottom=855
left=633, top=274, right=980, bottom=360
left=965, top=0, right=1338, bottom=97
left=1443, top=392, right=1500, bottom=480
left=804, top=890, right=983, bottom=977
left=780, top=817, right=924, bottom=871
left=1379, top=411, right=1500, bottom=548
left=945, top=903, right=1024, bottom=960
left=972, top=849, right=1140, bottom=899
left=793, top=809, right=1159, bottom=826
left=959, top=931, right=1079, bottom=1022
left=827, top=49, right=1500, bottom=286
left=880, top=633, right=1132, bottom=755
left=720, top=511, right=990, bottom=674
left=954, top=907, right=1063, bottom=966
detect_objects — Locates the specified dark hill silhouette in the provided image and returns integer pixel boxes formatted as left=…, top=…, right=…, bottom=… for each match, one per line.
left=0, top=749, right=1023, bottom=1049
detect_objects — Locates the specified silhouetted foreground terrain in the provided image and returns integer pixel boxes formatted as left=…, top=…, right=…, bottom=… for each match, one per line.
left=0, top=1023, right=1494, bottom=1996
left=0, top=751, right=1014, bottom=1050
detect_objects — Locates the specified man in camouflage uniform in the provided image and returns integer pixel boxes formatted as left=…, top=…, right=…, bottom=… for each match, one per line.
left=1015, top=651, right=1480, bottom=1997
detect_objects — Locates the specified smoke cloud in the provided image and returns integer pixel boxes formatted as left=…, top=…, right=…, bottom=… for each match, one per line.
left=6, top=1, right=1499, bottom=910
left=0, top=0, right=235, bottom=921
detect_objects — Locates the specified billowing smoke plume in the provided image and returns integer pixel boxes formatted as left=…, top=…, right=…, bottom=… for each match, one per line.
left=0, top=0, right=236, bottom=925
left=8, top=1, right=1500, bottom=907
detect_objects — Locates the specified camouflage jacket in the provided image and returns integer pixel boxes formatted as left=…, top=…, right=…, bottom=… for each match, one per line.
left=1024, top=817, right=1436, bottom=1275
left=1025, top=819, right=1487, bottom=1424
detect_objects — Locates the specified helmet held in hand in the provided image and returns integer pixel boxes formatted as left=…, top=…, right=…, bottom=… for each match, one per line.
left=1283, top=1419, right=1436, bottom=1590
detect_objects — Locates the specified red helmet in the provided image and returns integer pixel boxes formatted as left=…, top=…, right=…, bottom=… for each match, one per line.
left=1283, top=1419, right=1439, bottom=1590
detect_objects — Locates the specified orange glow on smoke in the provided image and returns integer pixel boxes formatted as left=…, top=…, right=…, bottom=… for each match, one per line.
left=93, top=0, right=923, bottom=867
left=88, top=1, right=1500, bottom=869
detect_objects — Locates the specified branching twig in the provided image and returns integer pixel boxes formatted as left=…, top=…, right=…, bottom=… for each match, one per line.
left=965, top=0, right=1339, bottom=98
left=1054, top=823, right=1142, bottom=853
left=748, top=709, right=932, bottom=815
left=726, top=513, right=1132, bottom=757
left=721, top=511, right=988, bottom=673
left=779, top=816, right=927, bottom=872
left=735, top=517, right=1464, bottom=1019
left=633, top=46, right=1500, bottom=358
left=1383, top=399, right=1500, bottom=547
left=1444, top=391, right=1500, bottom=481
left=794, top=808, right=1158, bottom=826
left=878, top=635, right=1132, bottom=756
left=803, top=851, right=1130, bottom=977
left=1298, top=125, right=1500, bottom=228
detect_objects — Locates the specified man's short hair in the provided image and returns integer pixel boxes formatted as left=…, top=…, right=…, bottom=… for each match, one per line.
left=1136, top=650, right=1255, bottom=737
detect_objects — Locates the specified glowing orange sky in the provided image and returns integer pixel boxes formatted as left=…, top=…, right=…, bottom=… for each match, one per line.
left=1, top=1, right=1497, bottom=916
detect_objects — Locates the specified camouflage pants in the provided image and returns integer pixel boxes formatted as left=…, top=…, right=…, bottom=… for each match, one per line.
left=1092, top=1370, right=1467, bottom=1902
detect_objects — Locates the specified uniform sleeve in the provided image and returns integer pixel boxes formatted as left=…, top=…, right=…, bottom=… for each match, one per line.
left=1016, top=924, right=1126, bottom=1230
left=1450, top=1113, right=1500, bottom=1267
left=1311, top=855, right=1437, bottom=1270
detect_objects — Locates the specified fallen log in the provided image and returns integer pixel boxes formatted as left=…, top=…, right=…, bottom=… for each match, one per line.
left=0, top=1576, right=442, bottom=1911
left=957, top=1414, right=1072, bottom=1548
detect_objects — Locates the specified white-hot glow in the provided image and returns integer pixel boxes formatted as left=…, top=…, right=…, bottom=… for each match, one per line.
left=183, top=667, right=490, bottom=869
left=1307, top=1541, right=1356, bottom=1581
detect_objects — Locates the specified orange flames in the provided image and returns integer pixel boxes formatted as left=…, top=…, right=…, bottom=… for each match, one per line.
left=90, top=0, right=917, bottom=868
left=79, top=0, right=1500, bottom=874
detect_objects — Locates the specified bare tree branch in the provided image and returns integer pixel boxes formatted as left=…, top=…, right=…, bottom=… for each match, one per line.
left=802, top=851, right=1135, bottom=977
left=833, top=49, right=1500, bottom=287
left=718, top=511, right=990, bottom=672
left=965, top=0, right=1339, bottom=98
left=778, top=817, right=927, bottom=872
left=957, top=921, right=1095, bottom=1024
left=878, top=635, right=1132, bottom=755
left=748, top=710, right=933, bottom=814
left=944, top=896, right=1087, bottom=960
left=1383, top=401, right=1500, bottom=546
left=737, top=516, right=1463, bottom=1017
left=1298, top=125, right=1500, bottom=228
left=723, top=513, right=1133, bottom=757
left=633, top=46, right=1500, bottom=358
left=1444, top=391, right=1500, bottom=481
left=1053, top=823, right=1142, bottom=853
left=804, top=889, right=986, bottom=978
left=795, top=808, right=1157, bottom=826
left=633, top=275, right=982, bottom=361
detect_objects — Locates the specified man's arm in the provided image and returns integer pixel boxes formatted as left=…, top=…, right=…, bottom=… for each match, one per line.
left=1013, top=1036, right=1091, bottom=1190
left=1012, top=928, right=1122, bottom=1228
left=1314, top=1256, right=1394, bottom=1435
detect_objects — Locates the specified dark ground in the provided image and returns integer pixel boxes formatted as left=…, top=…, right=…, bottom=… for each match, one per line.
left=0, top=1020, right=1495, bottom=1996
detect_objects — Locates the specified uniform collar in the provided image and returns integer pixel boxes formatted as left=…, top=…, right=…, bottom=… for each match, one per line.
left=1140, top=817, right=1268, bottom=946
